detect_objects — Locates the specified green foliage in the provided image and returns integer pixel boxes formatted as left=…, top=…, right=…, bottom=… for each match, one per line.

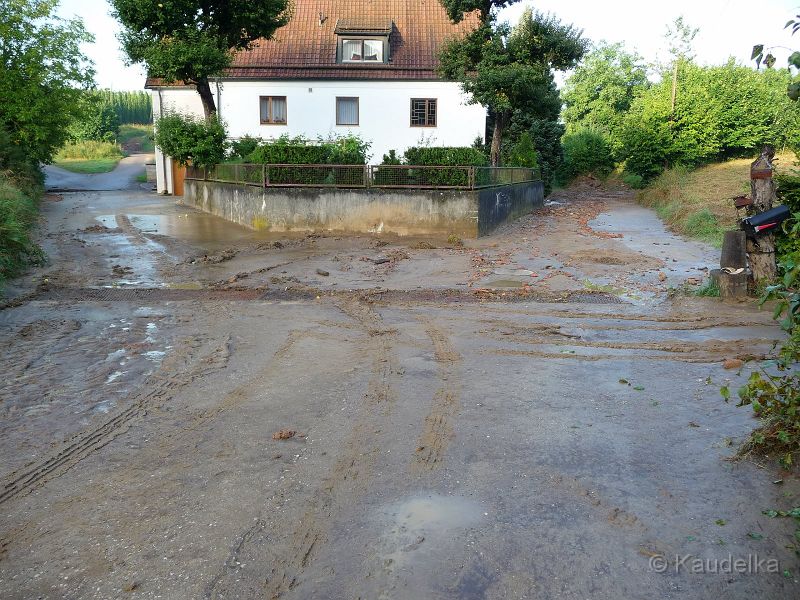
left=684, top=208, right=722, bottom=246
left=0, top=159, right=44, bottom=283
left=776, top=171, right=800, bottom=263
left=694, top=280, right=720, bottom=297
left=725, top=228, right=800, bottom=466
left=0, top=0, right=94, bottom=164
left=439, top=6, right=586, bottom=165
left=248, top=135, right=370, bottom=165
left=623, top=173, right=645, bottom=189
left=404, top=147, right=488, bottom=167
left=558, top=129, right=615, bottom=183
left=619, top=61, right=800, bottom=180
left=507, top=116, right=564, bottom=196
left=380, top=150, right=402, bottom=166
left=561, top=42, right=649, bottom=158
left=69, top=97, right=120, bottom=143
left=0, top=129, right=43, bottom=198
left=403, top=147, right=488, bottom=186
left=94, top=90, right=152, bottom=124
left=752, top=14, right=799, bottom=101
left=505, top=132, right=538, bottom=169
left=154, top=114, right=227, bottom=167
left=111, top=0, right=290, bottom=116
left=56, top=140, right=124, bottom=161
left=777, top=171, right=800, bottom=213
left=229, top=136, right=263, bottom=161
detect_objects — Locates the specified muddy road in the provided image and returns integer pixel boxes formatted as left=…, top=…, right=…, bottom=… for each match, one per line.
left=1, top=182, right=798, bottom=599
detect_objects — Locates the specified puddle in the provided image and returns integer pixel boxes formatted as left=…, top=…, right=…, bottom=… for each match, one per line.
left=390, top=495, right=483, bottom=532
left=98, top=212, right=255, bottom=246
left=376, top=494, right=483, bottom=569
left=485, top=279, right=527, bottom=288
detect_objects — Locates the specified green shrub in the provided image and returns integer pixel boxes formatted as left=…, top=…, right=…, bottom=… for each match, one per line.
left=229, top=135, right=262, bottom=160
left=69, top=99, right=120, bottom=143
left=622, top=173, right=645, bottom=188
left=0, top=174, right=44, bottom=285
left=0, top=130, right=43, bottom=197
left=403, top=146, right=488, bottom=167
left=248, top=134, right=369, bottom=166
left=557, top=129, right=616, bottom=183
left=400, top=146, right=488, bottom=187
left=506, top=132, right=539, bottom=170
left=775, top=169, right=800, bottom=263
left=154, top=114, right=227, bottom=168
left=724, top=230, right=800, bottom=466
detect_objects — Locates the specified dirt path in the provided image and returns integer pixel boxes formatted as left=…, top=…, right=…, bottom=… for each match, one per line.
left=43, top=154, right=153, bottom=192
left=0, top=183, right=798, bottom=599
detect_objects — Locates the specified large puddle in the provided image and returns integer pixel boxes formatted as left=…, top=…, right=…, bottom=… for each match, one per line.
left=97, top=212, right=259, bottom=247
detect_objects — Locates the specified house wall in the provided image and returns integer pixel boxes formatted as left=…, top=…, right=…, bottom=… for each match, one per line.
left=151, top=80, right=485, bottom=194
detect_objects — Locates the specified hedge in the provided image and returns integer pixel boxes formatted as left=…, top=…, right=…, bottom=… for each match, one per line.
left=374, top=146, right=489, bottom=187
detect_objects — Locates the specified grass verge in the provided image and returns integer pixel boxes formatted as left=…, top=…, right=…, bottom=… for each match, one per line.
left=636, top=153, right=796, bottom=248
left=54, top=140, right=125, bottom=174
left=53, top=158, right=121, bottom=174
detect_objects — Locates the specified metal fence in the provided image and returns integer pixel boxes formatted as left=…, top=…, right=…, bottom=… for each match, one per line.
left=186, top=164, right=538, bottom=190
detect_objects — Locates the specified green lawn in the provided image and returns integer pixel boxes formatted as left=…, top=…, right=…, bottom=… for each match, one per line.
left=53, top=158, right=121, bottom=174
left=118, top=124, right=155, bottom=153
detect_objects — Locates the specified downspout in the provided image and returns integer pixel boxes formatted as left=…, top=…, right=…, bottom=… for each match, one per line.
left=157, top=88, right=168, bottom=194
left=214, top=78, right=222, bottom=121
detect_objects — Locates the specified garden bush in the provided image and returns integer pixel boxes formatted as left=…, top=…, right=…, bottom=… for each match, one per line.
left=154, top=114, right=227, bottom=168
left=400, top=146, right=488, bottom=187
left=0, top=174, right=44, bottom=285
left=229, top=135, right=262, bottom=161
left=557, top=129, right=615, bottom=183
left=505, top=132, right=539, bottom=170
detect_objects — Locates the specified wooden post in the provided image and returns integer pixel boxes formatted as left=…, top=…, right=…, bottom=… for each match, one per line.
left=747, top=145, right=778, bottom=285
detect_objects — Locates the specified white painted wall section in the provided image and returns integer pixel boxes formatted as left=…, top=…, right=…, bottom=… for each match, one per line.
left=151, top=80, right=485, bottom=193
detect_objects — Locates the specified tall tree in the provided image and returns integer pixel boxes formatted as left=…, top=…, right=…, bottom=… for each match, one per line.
left=111, top=0, right=291, bottom=119
left=0, top=0, right=94, bottom=165
left=561, top=43, right=649, bottom=157
left=439, top=5, right=586, bottom=165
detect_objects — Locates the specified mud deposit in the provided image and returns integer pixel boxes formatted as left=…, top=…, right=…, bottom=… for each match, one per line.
left=0, top=184, right=798, bottom=599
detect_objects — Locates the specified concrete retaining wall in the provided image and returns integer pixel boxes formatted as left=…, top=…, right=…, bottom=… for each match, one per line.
left=184, top=180, right=543, bottom=238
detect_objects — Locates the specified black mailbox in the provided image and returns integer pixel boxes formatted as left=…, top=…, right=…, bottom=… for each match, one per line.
left=741, top=205, right=790, bottom=236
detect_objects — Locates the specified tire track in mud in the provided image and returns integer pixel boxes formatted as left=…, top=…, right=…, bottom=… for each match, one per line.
left=411, top=320, right=463, bottom=471
left=0, top=335, right=232, bottom=506
left=206, top=298, right=398, bottom=600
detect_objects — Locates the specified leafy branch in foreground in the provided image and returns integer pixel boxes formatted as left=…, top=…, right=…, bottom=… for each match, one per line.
left=752, top=14, right=800, bottom=101
left=722, top=221, right=800, bottom=466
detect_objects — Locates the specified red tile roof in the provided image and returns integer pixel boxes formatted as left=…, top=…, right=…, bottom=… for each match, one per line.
left=147, top=0, right=477, bottom=85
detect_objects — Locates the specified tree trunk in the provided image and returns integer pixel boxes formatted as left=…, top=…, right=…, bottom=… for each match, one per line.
left=195, top=78, right=217, bottom=120
left=747, top=146, right=778, bottom=285
left=490, top=114, right=504, bottom=167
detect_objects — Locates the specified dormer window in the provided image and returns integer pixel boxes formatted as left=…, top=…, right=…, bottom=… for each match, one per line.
left=342, top=39, right=383, bottom=62
left=335, top=18, right=392, bottom=64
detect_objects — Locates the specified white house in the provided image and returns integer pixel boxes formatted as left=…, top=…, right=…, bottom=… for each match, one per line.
left=147, top=0, right=486, bottom=194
